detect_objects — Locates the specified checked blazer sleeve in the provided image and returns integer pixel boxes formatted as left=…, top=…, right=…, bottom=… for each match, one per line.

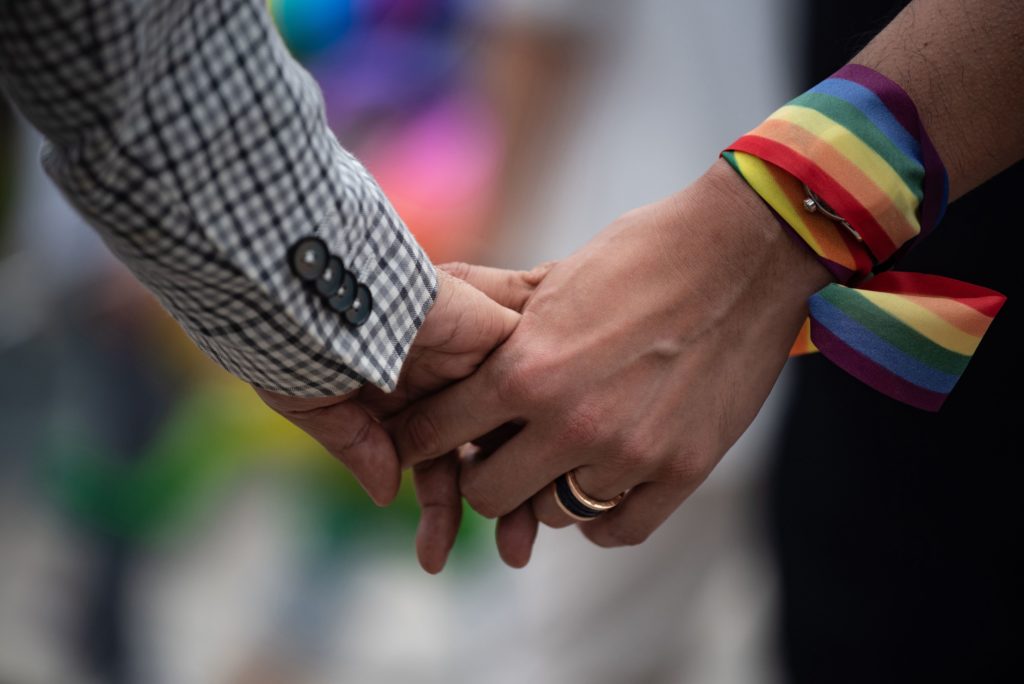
left=0, top=0, right=437, bottom=396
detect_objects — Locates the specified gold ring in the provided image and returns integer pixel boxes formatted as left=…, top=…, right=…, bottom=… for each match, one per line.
left=553, top=470, right=626, bottom=522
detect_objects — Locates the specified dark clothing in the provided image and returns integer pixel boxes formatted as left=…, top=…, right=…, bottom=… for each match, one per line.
left=771, top=2, right=1023, bottom=681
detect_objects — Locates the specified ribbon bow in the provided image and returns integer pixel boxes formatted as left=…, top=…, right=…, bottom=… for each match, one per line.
left=723, top=64, right=1005, bottom=411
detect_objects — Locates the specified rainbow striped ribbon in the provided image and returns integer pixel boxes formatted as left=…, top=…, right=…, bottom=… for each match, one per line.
left=723, top=64, right=1005, bottom=411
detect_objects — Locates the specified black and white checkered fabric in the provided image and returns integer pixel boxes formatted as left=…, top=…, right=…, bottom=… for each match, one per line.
left=0, top=0, right=437, bottom=396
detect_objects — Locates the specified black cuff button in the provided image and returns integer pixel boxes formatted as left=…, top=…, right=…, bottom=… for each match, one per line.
left=327, top=270, right=358, bottom=313
left=289, top=237, right=328, bottom=282
left=345, top=284, right=373, bottom=327
left=315, top=256, right=346, bottom=298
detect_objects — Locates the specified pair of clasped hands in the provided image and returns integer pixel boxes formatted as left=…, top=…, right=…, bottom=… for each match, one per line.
left=258, top=161, right=831, bottom=572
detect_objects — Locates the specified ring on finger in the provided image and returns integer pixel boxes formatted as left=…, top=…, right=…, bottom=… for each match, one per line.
left=553, top=470, right=626, bottom=522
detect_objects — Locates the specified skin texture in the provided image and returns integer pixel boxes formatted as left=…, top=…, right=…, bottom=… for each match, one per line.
left=256, top=269, right=523, bottom=573
left=388, top=0, right=1023, bottom=568
left=262, top=0, right=1022, bottom=572
left=392, top=160, right=830, bottom=558
left=853, top=0, right=1024, bottom=200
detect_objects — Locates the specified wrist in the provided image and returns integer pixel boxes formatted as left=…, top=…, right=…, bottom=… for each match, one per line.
left=700, top=158, right=832, bottom=302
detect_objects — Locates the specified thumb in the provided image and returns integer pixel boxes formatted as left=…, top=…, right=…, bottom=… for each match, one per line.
left=420, top=270, right=521, bottom=353
left=254, top=388, right=401, bottom=506
left=438, top=261, right=555, bottom=313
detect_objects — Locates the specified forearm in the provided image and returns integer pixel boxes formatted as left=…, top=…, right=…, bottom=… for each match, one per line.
left=854, top=0, right=1024, bottom=200
left=0, top=0, right=436, bottom=396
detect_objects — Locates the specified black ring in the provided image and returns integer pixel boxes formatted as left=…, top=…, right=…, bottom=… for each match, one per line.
left=555, top=474, right=603, bottom=519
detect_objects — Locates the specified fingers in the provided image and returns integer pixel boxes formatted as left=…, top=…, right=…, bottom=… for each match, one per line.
left=389, top=368, right=518, bottom=468
left=439, top=262, right=555, bottom=313
left=415, top=446, right=540, bottom=573
left=469, top=421, right=524, bottom=460
left=413, top=453, right=462, bottom=574
left=424, top=270, right=521, bottom=352
left=578, top=481, right=690, bottom=548
left=439, top=263, right=531, bottom=311
left=495, top=502, right=539, bottom=569
left=255, top=388, right=400, bottom=506
left=531, top=483, right=575, bottom=529
left=459, top=427, right=580, bottom=519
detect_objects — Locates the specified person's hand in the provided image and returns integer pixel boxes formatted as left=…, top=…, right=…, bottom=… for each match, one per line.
left=391, top=159, right=832, bottom=557
left=256, top=268, right=533, bottom=573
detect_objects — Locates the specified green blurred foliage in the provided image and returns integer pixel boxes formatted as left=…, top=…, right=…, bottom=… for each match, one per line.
left=41, top=380, right=492, bottom=565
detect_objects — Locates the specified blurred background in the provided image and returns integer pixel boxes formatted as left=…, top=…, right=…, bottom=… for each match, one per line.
left=1, top=0, right=945, bottom=683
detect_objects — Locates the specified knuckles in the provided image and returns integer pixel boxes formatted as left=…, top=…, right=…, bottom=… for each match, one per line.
left=401, top=410, right=442, bottom=461
left=459, top=470, right=505, bottom=519
left=657, top=448, right=711, bottom=487
left=560, top=405, right=602, bottom=449
left=609, top=432, right=656, bottom=474
left=333, top=411, right=376, bottom=455
left=489, top=347, right=561, bottom=408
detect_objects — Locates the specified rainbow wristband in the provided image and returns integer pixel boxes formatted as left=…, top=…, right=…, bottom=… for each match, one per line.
left=723, top=64, right=1005, bottom=411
